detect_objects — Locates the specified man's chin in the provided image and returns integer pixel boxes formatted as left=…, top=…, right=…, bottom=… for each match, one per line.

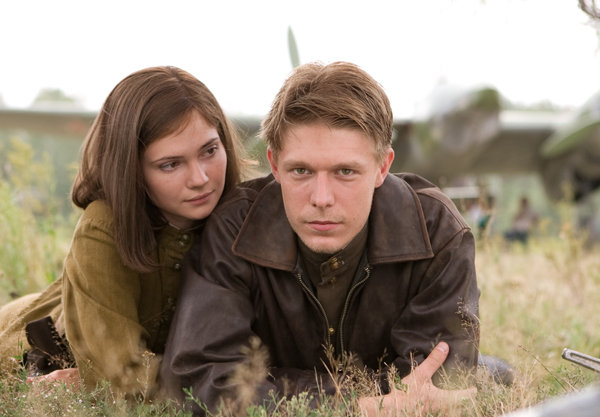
left=299, top=237, right=344, bottom=255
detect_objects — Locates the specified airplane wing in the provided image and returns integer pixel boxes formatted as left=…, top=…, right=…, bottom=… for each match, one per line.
left=465, top=110, right=569, bottom=175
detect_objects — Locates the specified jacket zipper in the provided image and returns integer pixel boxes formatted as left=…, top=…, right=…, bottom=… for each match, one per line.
left=338, top=265, right=371, bottom=353
left=295, top=272, right=333, bottom=347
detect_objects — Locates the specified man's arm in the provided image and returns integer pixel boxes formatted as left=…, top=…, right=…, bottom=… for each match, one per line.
left=161, top=260, right=475, bottom=415
left=389, top=228, right=480, bottom=379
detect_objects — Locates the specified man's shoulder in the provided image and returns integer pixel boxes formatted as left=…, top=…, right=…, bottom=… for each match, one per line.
left=391, top=172, right=447, bottom=200
left=210, top=174, right=278, bottom=224
left=237, top=174, right=276, bottom=195
left=196, top=173, right=294, bottom=270
left=392, top=172, right=437, bottom=190
left=387, top=173, right=469, bottom=229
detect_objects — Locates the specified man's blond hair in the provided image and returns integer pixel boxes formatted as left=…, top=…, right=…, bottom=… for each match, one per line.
left=261, top=61, right=393, bottom=162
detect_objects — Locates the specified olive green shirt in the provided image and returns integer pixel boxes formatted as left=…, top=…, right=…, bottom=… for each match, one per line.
left=298, top=224, right=368, bottom=336
left=0, top=200, right=195, bottom=396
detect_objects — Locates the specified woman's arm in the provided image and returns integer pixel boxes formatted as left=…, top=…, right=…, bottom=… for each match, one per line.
left=61, top=205, right=160, bottom=396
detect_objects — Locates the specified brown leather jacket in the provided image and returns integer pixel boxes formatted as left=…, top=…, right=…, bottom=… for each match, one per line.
left=160, top=173, right=479, bottom=413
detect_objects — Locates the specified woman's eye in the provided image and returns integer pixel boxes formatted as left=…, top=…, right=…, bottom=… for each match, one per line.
left=205, top=145, right=218, bottom=156
left=160, top=161, right=179, bottom=171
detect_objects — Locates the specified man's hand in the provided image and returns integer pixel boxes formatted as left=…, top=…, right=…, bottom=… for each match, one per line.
left=358, top=342, right=477, bottom=416
left=26, top=368, right=80, bottom=386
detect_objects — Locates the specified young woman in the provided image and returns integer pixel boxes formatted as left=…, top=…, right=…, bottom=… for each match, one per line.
left=0, top=66, right=248, bottom=397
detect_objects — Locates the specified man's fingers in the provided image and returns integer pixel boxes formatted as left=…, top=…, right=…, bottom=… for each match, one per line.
left=403, top=342, right=449, bottom=384
left=443, top=386, right=477, bottom=403
left=430, top=385, right=477, bottom=410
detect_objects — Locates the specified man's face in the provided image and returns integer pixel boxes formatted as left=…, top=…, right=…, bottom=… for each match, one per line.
left=268, top=123, right=394, bottom=254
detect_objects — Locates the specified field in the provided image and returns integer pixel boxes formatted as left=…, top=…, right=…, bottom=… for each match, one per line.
left=0, top=137, right=599, bottom=416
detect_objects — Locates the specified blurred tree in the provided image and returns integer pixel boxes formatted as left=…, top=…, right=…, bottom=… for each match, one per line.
left=30, top=88, right=83, bottom=110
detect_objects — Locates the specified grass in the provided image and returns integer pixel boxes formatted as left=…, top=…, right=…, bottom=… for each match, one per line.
left=0, top=136, right=599, bottom=415
left=0, top=137, right=75, bottom=302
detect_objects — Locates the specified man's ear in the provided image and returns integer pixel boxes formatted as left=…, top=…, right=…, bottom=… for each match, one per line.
left=375, top=148, right=394, bottom=188
left=267, top=147, right=281, bottom=183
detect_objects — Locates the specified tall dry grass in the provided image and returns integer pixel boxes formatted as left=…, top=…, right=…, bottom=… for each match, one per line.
left=0, top=137, right=75, bottom=302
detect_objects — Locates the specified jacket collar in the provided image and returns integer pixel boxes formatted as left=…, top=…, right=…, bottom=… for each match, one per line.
left=232, top=174, right=434, bottom=271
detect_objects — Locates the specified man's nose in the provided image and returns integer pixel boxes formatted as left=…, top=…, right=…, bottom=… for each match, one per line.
left=310, top=173, right=334, bottom=207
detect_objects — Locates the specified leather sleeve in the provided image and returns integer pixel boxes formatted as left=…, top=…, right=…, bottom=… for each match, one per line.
left=389, top=227, right=479, bottom=383
left=159, top=197, right=271, bottom=414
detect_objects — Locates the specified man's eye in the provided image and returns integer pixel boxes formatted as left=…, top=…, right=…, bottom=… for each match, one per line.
left=339, top=168, right=354, bottom=176
left=293, top=168, right=308, bottom=175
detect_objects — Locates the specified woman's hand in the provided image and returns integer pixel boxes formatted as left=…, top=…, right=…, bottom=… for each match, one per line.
left=358, top=342, right=477, bottom=416
left=26, top=368, right=80, bottom=386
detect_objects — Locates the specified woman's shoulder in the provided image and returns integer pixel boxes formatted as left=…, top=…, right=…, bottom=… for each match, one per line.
left=68, top=201, right=120, bottom=258
left=77, top=200, right=115, bottom=231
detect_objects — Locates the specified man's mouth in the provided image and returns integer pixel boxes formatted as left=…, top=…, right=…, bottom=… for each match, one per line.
left=309, top=221, right=338, bottom=232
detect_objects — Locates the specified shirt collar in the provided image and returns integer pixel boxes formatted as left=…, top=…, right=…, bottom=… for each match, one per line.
left=298, top=223, right=368, bottom=286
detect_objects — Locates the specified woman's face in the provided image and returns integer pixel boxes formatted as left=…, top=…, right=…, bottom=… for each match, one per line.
left=142, top=111, right=227, bottom=229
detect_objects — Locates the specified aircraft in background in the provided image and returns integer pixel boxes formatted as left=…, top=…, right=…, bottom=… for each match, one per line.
left=390, top=84, right=600, bottom=202
left=1, top=83, right=599, bottom=204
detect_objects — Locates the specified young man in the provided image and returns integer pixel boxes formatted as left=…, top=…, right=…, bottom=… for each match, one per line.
left=161, top=62, right=479, bottom=415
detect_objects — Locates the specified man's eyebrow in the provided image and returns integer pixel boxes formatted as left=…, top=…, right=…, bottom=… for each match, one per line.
left=277, top=157, right=314, bottom=170
left=279, top=159, right=364, bottom=171
left=330, top=161, right=362, bottom=170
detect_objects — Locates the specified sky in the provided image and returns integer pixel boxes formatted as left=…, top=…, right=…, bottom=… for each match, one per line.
left=1, top=0, right=599, bottom=119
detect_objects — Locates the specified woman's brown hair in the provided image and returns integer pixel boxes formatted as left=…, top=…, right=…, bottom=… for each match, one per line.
left=72, top=66, right=246, bottom=271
